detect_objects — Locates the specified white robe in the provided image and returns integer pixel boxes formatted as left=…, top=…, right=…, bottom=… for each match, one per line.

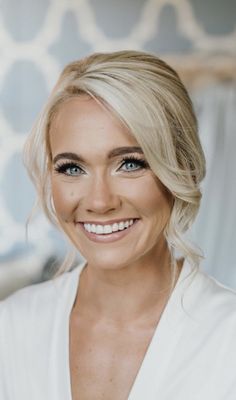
left=0, top=260, right=236, bottom=399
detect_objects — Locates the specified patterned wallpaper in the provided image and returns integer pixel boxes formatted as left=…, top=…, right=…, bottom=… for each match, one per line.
left=0, top=0, right=235, bottom=291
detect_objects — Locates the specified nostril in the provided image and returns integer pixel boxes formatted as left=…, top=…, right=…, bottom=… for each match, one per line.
left=85, top=196, right=121, bottom=214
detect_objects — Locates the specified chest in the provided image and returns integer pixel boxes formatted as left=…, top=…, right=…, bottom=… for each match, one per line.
left=69, top=315, right=158, bottom=400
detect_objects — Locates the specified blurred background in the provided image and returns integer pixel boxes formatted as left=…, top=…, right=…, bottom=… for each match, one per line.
left=0, top=0, right=235, bottom=299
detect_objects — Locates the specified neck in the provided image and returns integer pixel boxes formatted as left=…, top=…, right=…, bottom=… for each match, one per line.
left=74, top=247, right=181, bottom=324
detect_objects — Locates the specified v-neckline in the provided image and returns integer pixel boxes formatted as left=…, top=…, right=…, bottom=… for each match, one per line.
left=62, top=260, right=194, bottom=400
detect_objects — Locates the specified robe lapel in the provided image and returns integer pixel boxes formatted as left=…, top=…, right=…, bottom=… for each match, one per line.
left=128, top=261, right=194, bottom=399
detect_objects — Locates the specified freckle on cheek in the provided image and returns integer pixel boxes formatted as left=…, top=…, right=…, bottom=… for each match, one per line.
left=70, top=192, right=74, bottom=197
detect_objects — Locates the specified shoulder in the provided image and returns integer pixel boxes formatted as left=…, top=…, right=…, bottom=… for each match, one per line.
left=0, top=265, right=83, bottom=376
left=0, top=265, right=81, bottom=332
left=176, top=262, right=236, bottom=338
left=192, top=267, right=236, bottom=314
left=190, top=270, right=236, bottom=390
left=0, top=265, right=83, bottom=396
left=181, top=266, right=236, bottom=347
left=0, top=269, right=67, bottom=310
left=180, top=262, right=236, bottom=309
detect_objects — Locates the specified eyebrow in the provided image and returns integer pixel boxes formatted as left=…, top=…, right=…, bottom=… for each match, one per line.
left=53, top=146, right=144, bottom=164
left=53, top=152, right=85, bottom=164
left=108, top=146, right=144, bottom=158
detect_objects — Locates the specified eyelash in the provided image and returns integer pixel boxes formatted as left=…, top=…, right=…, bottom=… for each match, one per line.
left=54, top=156, right=149, bottom=176
left=54, top=162, right=84, bottom=176
left=119, top=156, right=149, bottom=172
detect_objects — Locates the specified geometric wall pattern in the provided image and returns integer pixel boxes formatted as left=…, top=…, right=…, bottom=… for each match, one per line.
left=0, top=0, right=236, bottom=296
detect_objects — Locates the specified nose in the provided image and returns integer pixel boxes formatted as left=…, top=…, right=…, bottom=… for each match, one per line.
left=85, top=175, right=121, bottom=214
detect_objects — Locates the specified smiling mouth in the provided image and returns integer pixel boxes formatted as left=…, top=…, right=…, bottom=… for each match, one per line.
left=82, top=218, right=138, bottom=235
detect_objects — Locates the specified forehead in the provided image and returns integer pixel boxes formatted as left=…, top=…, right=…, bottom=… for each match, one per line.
left=49, top=96, right=140, bottom=155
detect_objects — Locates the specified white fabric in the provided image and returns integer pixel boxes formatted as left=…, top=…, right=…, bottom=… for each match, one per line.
left=1, top=260, right=236, bottom=399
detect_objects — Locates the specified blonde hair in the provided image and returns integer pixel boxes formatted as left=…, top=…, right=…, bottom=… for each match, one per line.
left=24, top=50, right=206, bottom=275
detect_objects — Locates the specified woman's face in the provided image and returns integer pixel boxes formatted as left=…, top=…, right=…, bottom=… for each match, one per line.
left=49, top=96, right=172, bottom=271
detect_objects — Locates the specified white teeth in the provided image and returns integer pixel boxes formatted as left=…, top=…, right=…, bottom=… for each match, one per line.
left=96, top=225, right=103, bottom=234
left=83, top=219, right=135, bottom=235
left=84, top=223, right=91, bottom=233
left=112, top=223, right=119, bottom=232
left=91, top=224, right=96, bottom=233
left=104, top=225, right=112, bottom=234
left=119, top=222, right=124, bottom=230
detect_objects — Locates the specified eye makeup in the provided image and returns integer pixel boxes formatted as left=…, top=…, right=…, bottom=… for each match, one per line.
left=118, top=155, right=149, bottom=172
left=54, top=161, right=84, bottom=176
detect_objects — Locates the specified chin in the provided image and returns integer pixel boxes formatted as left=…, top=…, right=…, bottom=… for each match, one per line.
left=80, top=247, right=135, bottom=272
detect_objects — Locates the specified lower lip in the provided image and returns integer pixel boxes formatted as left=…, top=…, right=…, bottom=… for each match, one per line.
left=78, top=220, right=140, bottom=243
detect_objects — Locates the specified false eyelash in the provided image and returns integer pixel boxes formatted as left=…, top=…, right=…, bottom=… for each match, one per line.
left=54, top=161, right=82, bottom=174
left=120, top=156, right=149, bottom=169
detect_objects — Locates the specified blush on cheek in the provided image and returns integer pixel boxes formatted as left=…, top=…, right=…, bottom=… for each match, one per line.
left=51, top=187, right=72, bottom=223
left=54, top=205, right=70, bottom=223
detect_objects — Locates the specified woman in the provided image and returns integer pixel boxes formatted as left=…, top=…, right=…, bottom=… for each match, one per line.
left=0, top=51, right=236, bottom=399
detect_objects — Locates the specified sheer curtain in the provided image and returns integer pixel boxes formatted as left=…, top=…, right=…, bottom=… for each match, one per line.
left=190, top=83, right=236, bottom=288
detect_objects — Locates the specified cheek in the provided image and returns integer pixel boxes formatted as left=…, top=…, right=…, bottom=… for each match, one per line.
left=123, top=175, right=172, bottom=219
left=144, top=192, right=171, bottom=226
left=51, top=179, right=78, bottom=221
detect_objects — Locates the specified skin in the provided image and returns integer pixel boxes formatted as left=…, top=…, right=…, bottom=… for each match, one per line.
left=49, top=96, right=180, bottom=400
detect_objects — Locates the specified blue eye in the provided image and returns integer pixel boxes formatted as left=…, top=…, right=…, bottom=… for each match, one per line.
left=54, top=162, right=84, bottom=176
left=120, top=157, right=149, bottom=172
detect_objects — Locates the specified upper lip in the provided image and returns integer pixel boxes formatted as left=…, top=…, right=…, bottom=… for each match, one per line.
left=78, top=218, right=139, bottom=226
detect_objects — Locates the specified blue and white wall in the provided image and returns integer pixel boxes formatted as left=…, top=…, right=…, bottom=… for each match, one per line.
left=0, top=0, right=236, bottom=297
